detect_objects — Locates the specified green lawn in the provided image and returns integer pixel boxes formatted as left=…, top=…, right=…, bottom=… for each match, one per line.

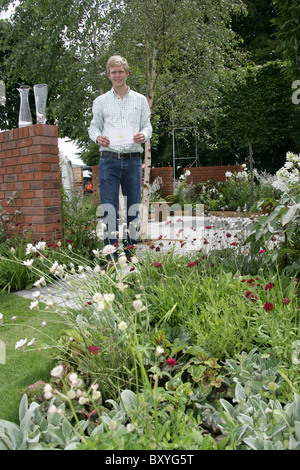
left=0, top=291, right=65, bottom=423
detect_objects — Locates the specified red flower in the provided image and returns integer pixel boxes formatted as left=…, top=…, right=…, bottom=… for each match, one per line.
left=151, top=262, right=162, bottom=268
left=265, top=282, right=275, bottom=291
left=88, top=345, right=100, bottom=355
left=166, top=358, right=177, bottom=368
left=264, top=302, right=274, bottom=312
left=245, top=291, right=258, bottom=302
left=125, top=245, right=135, bottom=250
left=282, top=297, right=291, bottom=305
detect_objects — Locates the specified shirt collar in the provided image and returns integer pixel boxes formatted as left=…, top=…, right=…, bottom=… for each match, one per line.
left=112, top=86, right=131, bottom=98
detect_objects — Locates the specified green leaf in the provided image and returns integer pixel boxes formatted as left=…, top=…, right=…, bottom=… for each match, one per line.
left=120, top=390, right=138, bottom=413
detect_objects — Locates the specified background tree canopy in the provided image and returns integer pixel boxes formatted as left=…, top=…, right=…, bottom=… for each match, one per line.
left=0, top=0, right=299, bottom=173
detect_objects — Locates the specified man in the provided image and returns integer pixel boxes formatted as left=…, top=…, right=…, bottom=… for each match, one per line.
left=88, top=55, right=152, bottom=261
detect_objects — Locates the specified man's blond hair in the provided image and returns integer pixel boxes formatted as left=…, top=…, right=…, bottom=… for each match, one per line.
left=106, top=55, right=129, bottom=75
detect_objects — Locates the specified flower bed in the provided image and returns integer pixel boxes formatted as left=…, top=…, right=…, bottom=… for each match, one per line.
left=0, top=152, right=299, bottom=450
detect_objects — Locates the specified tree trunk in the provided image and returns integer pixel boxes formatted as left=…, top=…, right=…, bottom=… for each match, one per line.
left=139, top=44, right=158, bottom=239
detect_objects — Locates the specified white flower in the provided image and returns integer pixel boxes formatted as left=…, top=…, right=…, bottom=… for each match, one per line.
left=44, top=383, right=53, bottom=399
left=11, top=316, right=17, bottom=321
left=10, top=247, right=15, bottom=255
left=50, top=261, right=64, bottom=278
left=127, top=423, right=135, bottom=433
left=26, top=243, right=36, bottom=255
left=92, top=249, right=100, bottom=258
left=92, top=390, right=101, bottom=401
left=50, top=364, right=64, bottom=378
left=34, top=276, right=46, bottom=288
left=102, top=245, right=117, bottom=256
left=48, top=405, right=57, bottom=413
left=156, top=346, right=164, bottom=356
left=36, top=241, right=46, bottom=251
left=69, top=373, right=78, bottom=384
left=185, top=170, right=191, bottom=176
left=27, top=338, right=36, bottom=346
left=15, top=338, right=27, bottom=351
left=67, top=389, right=76, bottom=400
left=103, top=293, right=115, bottom=305
left=118, top=321, right=128, bottom=331
left=78, top=396, right=88, bottom=405
left=41, top=321, right=47, bottom=328
left=0, top=313, right=3, bottom=326
left=23, top=259, right=34, bottom=270
left=108, top=420, right=117, bottom=430
left=133, top=299, right=146, bottom=312
left=118, top=254, right=127, bottom=267
left=225, top=171, right=232, bottom=178
left=93, top=292, right=103, bottom=303
left=29, top=300, right=39, bottom=310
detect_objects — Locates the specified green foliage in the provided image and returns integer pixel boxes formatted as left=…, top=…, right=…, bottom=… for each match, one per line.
left=0, top=394, right=88, bottom=449
left=220, top=386, right=300, bottom=450
left=61, top=192, right=99, bottom=259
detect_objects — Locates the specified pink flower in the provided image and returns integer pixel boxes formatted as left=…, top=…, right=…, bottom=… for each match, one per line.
left=258, top=249, right=265, bottom=253
left=264, top=302, right=274, bottom=312
left=166, top=358, right=177, bottom=368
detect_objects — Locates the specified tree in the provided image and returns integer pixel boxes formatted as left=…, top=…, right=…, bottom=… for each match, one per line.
left=272, top=0, right=300, bottom=79
left=215, top=61, right=298, bottom=204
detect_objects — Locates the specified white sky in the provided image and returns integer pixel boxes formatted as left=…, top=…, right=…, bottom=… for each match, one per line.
left=58, top=138, right=84, bottom=166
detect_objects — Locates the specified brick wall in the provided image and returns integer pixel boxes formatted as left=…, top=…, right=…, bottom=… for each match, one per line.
left=0, top=124, right=62, bottom=242
left=184, top=165, right=243, bottom=184
left=149, top=167, right=173, bottom=198
left=91, top=165, right=243, bottom=203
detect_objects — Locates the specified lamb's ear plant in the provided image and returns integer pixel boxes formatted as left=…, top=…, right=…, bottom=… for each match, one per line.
left=0, top=394, right=88, bottom=450
left=219, top=384, right=300, bottom=450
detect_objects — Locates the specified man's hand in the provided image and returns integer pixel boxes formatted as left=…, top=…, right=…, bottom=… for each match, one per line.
left=96, top=135, right=110, bottom=147
left=133, top=132, right=145, bottom=144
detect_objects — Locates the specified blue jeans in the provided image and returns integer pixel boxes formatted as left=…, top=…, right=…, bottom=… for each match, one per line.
left=99, top=155, right=142, bottom=255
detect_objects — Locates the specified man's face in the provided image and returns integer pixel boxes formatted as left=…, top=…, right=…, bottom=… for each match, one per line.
left=107, top=66, right=129, bottom=89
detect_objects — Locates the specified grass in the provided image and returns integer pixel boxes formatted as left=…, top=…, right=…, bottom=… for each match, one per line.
left=0, top=291, right=65, bottom=423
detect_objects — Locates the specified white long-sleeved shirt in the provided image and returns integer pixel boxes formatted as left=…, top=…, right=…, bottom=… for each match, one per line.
left=88, top=87, right=152, bottom=154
